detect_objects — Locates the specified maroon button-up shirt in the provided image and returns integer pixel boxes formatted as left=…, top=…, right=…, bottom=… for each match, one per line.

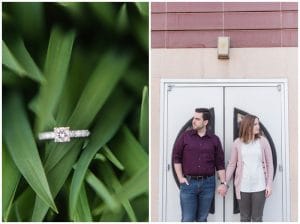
left=173, top=129, right=225, bottom=176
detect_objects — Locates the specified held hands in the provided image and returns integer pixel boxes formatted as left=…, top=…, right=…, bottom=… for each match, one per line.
left=217, top=184, right=228, bottom=197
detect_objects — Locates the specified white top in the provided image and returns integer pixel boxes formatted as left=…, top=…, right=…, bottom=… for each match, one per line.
left=240, top=140, right=266, bottom=192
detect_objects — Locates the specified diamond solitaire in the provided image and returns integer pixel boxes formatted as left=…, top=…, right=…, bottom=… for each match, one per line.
left=38, top=127, right=90, bottom=143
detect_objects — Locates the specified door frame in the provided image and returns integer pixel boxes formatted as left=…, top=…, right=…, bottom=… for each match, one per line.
left=159, top=79, right=290, bottom=221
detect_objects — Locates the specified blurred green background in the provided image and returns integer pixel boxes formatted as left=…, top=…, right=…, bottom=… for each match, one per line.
left=2, top=2, right=148, bottom=222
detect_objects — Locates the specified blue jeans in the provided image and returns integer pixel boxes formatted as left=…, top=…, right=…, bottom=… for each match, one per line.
left=180, top=175, right=215, bottom=222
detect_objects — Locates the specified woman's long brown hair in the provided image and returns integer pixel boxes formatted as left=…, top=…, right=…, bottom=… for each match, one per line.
left=239, top=114, right=261, bottom=143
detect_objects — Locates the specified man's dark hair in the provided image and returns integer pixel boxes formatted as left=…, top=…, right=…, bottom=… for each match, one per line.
left=195, top=108, right=210, bottom=121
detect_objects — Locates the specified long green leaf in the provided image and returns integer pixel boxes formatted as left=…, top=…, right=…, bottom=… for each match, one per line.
left=2, top=40, right=26, bottom=76
left=99, top=207, right=125, bottom=222
left=68, top=49, right=132, bottom=128
left=93, top=161, right=137, bottom=221
left=122, top=68, right=148, bottom=96
left=103, top=145, right=124, bottom=170
left=74, top=184, right=92, bottom=222
left=69, top=87, right=134, bottom=219
left=85, top=170, right=120, bottom=211
left=34, top=27, right=75, bottom=133
left=55, top=46, right=96, bottom=125
left=134, top=2, right=148, bottom=16
left=31, top=140, right=83, bottom=221
left=116, top=3, right=129, bottom=33
left=129, top=195, right=149, bottom=221
left=98, top=164, right=148, bottom=211
left=139, top=86, right=148, bottom=151
left=9, top=188, right=36, bottom=221
left=2, top=68, right=22, bottom=86
left=8, top=2, right=45, bottom=41
left=89, top=2, right=116, bottom=27
left=94, top=153, right=106, bottom=162
left=94, top=165, right=148, bottom=221
left=131, top=4, right=148, bottom=51
left=109, top=126, right=148, bottom=176
left=3, top=91, right=57, bottom=213
left=2, top=144, right=21, bottom=221
left=5, top=35, right=45, bottom=83
left=115, top=165, right=148, bottom=201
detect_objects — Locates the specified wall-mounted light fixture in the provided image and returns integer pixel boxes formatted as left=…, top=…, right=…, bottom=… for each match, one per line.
left=218, top=36, right=230, bottom=59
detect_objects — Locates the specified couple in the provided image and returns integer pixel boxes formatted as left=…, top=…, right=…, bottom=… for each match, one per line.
left=173, top=108, right=273, bottom=222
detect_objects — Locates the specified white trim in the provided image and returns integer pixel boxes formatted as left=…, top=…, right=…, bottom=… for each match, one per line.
left=282, top=81, right=290, bottom=221
left=159, top=79, right=290, bottom=221
left=159, top=80, right=168, bottom=221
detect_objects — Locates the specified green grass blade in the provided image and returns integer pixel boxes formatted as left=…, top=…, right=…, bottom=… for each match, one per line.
left=121, top=200, right=137, bottom=221
left=54, top=46, right=96, bottom=125
left=94, top=161, right=137, bottom=221
left=34, top=27, right=75, bottom=133
left=93, top=166, right=147, bottom=221
left=2, top=144, right=21, bottom=221
left=122, top=68, right=148, bottom=96
left=130, top=195, right=149, bottom=221
left=8, top=2, right=45, bottom=41
left=31, top=141, right=83, bottom=221
left=139, top=86, right=148, bottom=151
left=89, top=2, right=116, bottom=27
left=85, top=170, right=120, bottom=211
left=74, top=184, right=92, bottom=222
left=2, top=68, right=22, bottom=86
left=2, top=40, right=26, bottom=76
left=99, top=207, right=125, bottom=222
left=69, top=87, right=134, bottom=219
left=103, top=145, right=124, bottom=170
left=9, top=188, right=36, bottom=221
left=115, top=165, right=148, bottom=201
left=94, top=153, right=106, bottom=162
left=68, top=50, right=132, bottom=128
left=131, top=3, right=148, bottom=51
left=3, top=91, right=58, bottom=213
left=116, top=3, right=129, bottom=33
left=109, top=126, right=148, bottom=176
left=5, top=35, right=45, bottom=83
left=57, top=2, right=84, bottom=19
left=134, top=2, right=148, bottom=17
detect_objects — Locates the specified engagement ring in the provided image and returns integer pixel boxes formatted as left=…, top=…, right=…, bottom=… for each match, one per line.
left=38, top=127, right=90, bottom=143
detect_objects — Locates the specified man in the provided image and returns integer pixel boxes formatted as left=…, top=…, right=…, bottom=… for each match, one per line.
left=173, top=108, right=227, bottom=222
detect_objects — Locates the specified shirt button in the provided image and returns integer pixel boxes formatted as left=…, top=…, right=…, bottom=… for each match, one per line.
left=198, top=165, right=200, bottom=168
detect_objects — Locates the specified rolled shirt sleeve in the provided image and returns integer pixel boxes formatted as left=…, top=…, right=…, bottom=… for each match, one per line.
left=172, top=132, right=185, bottom=164
left=214, top=136, right=225, bottom=171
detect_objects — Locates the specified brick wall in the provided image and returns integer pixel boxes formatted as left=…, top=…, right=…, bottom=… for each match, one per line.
left=152, top=2, right=298, bottom=48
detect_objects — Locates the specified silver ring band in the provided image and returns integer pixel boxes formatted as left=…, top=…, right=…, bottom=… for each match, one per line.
left=38, top=127, right=90, bottom=142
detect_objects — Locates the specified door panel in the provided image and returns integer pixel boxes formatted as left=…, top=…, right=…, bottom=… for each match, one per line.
left=166, top=86, right=224, bottom=221
left=224, top=86, right=283, bottom=221
left=163, top=84, right=284, bottom=221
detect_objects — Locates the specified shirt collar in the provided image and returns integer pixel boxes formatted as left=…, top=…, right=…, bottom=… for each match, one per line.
left=190, top=129, right=213, bottom=138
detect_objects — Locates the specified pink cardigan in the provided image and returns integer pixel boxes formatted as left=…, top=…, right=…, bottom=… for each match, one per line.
left=225, top=136, right=274, bottom=199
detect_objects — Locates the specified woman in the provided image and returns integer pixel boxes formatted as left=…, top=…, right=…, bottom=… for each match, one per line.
left=225, top=114, right=273, bottom=222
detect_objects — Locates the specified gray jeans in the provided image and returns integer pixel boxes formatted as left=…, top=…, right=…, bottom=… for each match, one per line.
left=238, top=190, right=266, bottom=222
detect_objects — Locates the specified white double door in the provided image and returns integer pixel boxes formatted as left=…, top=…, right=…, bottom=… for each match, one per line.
left=161, top=80, right=288, bottom=221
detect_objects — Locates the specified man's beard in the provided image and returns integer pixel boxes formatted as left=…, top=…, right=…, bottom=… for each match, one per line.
left=193, top=124, right=205, bottom=131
